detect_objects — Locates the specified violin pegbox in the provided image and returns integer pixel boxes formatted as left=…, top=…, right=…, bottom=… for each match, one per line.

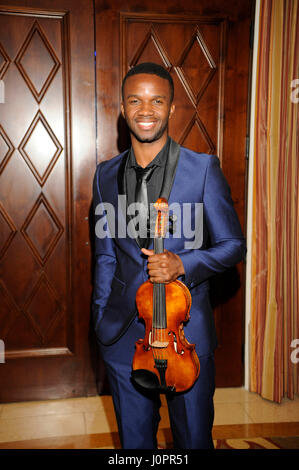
left=153, top=198, right=169, bottom=239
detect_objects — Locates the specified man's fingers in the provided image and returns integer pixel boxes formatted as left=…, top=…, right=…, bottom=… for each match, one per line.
left=141, top=248, right=168, bottom=258
left=147, top=265, right=171, bottom=283
left=141, top=248, right=182, bottom=283
left=141, top=248, right=167, bottom=266
left=141, top=248, right=154, bottom=256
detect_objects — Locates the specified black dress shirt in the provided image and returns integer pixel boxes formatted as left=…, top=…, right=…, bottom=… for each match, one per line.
left=125, top=137, right=170, bottom=210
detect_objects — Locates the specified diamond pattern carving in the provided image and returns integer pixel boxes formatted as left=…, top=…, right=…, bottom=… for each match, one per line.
left=0, top=203, right=17, bottom=260
left=21, top=193, right=63, bottom=266
left=130, top=28, right=171, bottom=68
left=178, top=28, right=216, bottom=105
left=127, top=24, right=217, bottom=153
left=181, top=115, right=216, bottom=154
left=0, top=281, right=20, bottom=341
left=0, top=125, right=14, bottom=174
left=15, top=21, right=60, bottom=103
left=0, top=12, right=72, bottom=371
left=23, top=272, right=62, bottom=344
left=18, top=110, right=62, bottom=186
left=0, top=42, right=10, bottom=79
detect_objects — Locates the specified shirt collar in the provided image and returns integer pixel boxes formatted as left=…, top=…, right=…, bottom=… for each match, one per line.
left=127, top=137, right=170, bottom=170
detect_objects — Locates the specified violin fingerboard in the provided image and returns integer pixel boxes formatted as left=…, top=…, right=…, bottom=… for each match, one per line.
left=154, top=237, right=164, bottom=255
left=153, top=282, right=167, bottom=329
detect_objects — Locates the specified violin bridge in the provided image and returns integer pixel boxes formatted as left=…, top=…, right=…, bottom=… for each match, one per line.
left=149, top=331, right=169, bottom=348
left=150, top=340, right=169, bottom=348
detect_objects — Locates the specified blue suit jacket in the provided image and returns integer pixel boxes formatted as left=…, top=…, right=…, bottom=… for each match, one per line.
left=92, top=143, right=246, bottom=356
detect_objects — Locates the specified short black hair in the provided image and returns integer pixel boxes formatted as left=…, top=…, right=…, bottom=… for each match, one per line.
left=122, top=62, right=174, bottom=102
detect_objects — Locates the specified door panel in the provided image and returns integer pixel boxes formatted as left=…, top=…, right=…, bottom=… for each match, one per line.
left=0, top=1, right=97, bottom=402
left=0, top=0, right=252, bottom=402
left=95, top=0, right=253, bottom=386
left=121, top=13, right=223, bottom=157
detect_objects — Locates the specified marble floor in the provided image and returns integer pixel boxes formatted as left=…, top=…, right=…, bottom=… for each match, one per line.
left=0, top=388, right=298, bottom=448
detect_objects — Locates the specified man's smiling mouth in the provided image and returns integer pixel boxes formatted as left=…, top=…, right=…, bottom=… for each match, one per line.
left=136, top=121, right=157, bottom=130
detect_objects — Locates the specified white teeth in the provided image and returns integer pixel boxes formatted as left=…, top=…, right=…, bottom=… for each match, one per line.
left=138, top=122, right=154, bottom=128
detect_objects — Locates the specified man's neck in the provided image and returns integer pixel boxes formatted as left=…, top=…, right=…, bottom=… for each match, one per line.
left=131, top=134, right=168, bottom=168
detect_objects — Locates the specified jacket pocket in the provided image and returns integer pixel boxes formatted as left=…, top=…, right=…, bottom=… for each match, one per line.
left=110, top=275, right=126, bottom=297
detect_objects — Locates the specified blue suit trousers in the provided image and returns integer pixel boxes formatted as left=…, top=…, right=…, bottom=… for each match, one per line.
left=98, top=315, right=215, bottom=449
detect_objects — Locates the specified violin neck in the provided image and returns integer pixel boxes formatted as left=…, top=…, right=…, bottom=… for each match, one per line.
left=154, top=237, right=164, bottom=255
left=153, top=237, right=167, bottom=329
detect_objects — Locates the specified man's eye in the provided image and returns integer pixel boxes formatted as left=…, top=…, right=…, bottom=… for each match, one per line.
left=154, top=99, right=163, bottom=104
left=129, top=99, right=138, bottom=104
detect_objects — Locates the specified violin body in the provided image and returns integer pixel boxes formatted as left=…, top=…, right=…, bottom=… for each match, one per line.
left=132, top=279, right=200, bottom=393
left=131, top=198, right=200, bottom=394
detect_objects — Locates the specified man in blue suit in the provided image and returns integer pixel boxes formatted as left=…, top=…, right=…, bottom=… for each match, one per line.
left=92, top=62, right=246, bottom=449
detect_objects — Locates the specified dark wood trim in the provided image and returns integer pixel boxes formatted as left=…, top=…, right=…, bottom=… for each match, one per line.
left=5, top=347, right=73, bottom=359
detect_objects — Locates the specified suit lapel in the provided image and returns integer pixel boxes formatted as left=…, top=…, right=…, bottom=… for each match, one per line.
left=117, top=149, right=128, bottom=197
left=116, top=139, right=181, bottom=249
left=159, top=138, right=181, bottom=201
left=115, top=150, right=134, bottom=242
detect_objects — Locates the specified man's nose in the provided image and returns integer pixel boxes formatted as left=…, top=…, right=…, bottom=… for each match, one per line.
left=138, top=102, right=154, bottom=116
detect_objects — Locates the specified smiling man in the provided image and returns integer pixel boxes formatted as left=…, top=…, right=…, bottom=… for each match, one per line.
left=92, top=62, right=246, bottom=449
left=121, top=70, right=175, bottom=146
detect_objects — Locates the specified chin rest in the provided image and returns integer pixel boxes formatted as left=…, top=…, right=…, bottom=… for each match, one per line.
left=131, top=369, right=175, bottom=393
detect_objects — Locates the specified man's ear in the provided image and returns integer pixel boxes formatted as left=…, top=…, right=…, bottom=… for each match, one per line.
left=169, top=103, right=175, bottom=119
left=120, top=102, right=125, bottom=118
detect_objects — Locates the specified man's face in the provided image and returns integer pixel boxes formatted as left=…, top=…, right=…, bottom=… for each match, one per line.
left=121, top=73, right=175, bottom=144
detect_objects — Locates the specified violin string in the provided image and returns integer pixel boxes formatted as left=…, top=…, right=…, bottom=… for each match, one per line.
left=153, top=282, right=157, bottom=359
left=160, top=286, right=163, bottom=358
left=151, top=233, right=154, bottom=357
left=161, top=282, right=166, bottom=361
left=153, top=238, right=156, bottom=355
left=160, top=282, right=162, bottom=345
left=152, top=217, right=168, bottom=367
left=153, top=237, right=158, bottom=361
left=158, top=282, right=161, bottom=354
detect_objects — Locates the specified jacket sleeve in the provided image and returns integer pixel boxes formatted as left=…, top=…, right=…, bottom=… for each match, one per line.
left=179, top=155, right=246, bottom=288
left=92, top=163, right=117, bottom=329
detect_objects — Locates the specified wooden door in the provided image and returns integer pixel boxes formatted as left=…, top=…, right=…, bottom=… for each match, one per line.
left=0, top=0, right=252, bottom=403
left=0, top=1, right=97, bottom=401
left=95, top=0, right=253, bottom=386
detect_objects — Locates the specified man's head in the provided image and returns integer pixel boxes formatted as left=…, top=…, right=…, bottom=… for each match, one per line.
left=121, top=62, right=174, bottom=103
left=121, top=63, right=175, bottom=145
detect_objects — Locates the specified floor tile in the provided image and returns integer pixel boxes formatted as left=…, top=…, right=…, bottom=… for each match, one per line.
left=0, top=387, right=298, bottom=446
left=214, top=387, right=262, bottom=404
left=84, top=409, right=118, bottom=434
left=244, top=396, right=299, bottom=423
left=0, top=413, right=86, bottom=443
left=214, top=403, right=253, bottom=425
left=0, top=396, right=109, bottom=419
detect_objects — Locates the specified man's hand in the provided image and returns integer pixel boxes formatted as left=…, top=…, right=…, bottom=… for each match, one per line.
left=141, top=248, right=185, bottom=283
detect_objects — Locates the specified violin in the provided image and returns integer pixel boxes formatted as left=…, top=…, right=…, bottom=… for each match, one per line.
left=132, top=198, right=200, bottom=393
